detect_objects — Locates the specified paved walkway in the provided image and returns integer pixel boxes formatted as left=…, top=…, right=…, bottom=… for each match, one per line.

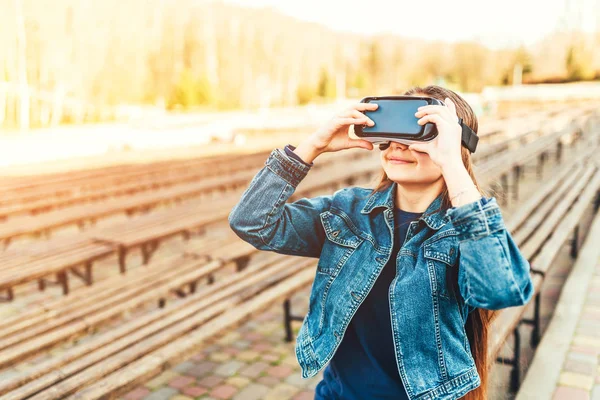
left=116, top=290, right=322, bottom=400
left=517, top=211, right=600, bottom=400
left=0, top=141, right=591, bottom=399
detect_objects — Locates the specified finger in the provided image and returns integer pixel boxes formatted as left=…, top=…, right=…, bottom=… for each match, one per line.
left=336, top=117, right=371, bottom=127
left=416, top=104, right=446, bottom=113
left=350, top=110, right=375, bottom=126
left=417, top=114, right=443, bottom=125
left=408, top=143, right=430, bottom=154
left=354, top=102, right=379, bottom=112
left=445, top=97, right=460, bottom=122
left=339, top=109, right=373, bottom=125
left=414, top=105, right=449, bottom=118
left=347, top=138, right=374, bottom=150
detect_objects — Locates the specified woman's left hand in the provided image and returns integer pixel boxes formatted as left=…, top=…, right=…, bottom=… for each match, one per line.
left=408, top=97, right=463, bottom=171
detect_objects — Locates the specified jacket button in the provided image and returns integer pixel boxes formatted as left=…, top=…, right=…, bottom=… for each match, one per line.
left=449, top=248, right=455, bottom=256
left=376, top=257, right=385, bottom=264
left=351, top=291, right=361, bottom=301
left=331, top=230, right=340, bottom=238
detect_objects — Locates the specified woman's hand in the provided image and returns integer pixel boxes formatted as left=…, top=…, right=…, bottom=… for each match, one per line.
left=408, top=97, right=463, bottom=171
left=293, top=103, right=378, bottom=164
left=311, top=102, right=379, bottom=152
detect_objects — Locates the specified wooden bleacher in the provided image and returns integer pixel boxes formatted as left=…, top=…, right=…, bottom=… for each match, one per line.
left=0, top=108, right=597, bottom=398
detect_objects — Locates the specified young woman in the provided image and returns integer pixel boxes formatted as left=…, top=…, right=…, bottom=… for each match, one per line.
left=228, top=85, right=534, bottom=400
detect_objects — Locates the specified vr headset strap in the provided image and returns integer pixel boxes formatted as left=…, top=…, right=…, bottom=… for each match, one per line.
left=458, top=118, right=479, bottom=153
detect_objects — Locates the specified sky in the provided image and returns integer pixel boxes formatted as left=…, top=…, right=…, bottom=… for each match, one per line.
left=221, top=0, right=599, bottom=49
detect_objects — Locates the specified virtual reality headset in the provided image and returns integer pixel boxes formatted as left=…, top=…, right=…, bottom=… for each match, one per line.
left=354, top=96, right=479, bottom=153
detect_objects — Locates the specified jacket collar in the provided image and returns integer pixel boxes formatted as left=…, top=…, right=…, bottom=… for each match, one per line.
left=360, top=181, right=448, bottom=230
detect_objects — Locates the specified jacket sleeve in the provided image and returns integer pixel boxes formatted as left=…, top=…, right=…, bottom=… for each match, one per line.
left=445, top=196, right=535, bottom=311
left=228, top=147, right=332, bottom=258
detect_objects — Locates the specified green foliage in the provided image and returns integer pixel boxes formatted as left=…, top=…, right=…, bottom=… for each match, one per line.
left=167, top=69, right=214, bottom=110
left=365, top=40, right=383, bottom=91
left=296, top=83, right=316, bottom=105
left=515, top=46, right=533, bottom=75
left=565, top=44, right=594, bottom=81
left=317, top=67, right=336, bottom=99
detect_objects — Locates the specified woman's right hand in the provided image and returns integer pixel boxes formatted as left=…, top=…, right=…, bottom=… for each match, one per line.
left=293, top=102, right=378, bottom=164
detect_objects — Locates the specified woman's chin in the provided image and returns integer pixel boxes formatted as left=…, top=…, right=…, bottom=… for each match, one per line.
left=385, top=172, right=420, bottom=184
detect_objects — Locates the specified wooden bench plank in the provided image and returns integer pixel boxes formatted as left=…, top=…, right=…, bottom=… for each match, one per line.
left=1, top=256, right=313, bottom=399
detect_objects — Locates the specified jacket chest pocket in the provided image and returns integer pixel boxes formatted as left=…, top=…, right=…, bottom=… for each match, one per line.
left=317, top=210, right=365, bottom=277
left=424, top=234, right=459, bottom=300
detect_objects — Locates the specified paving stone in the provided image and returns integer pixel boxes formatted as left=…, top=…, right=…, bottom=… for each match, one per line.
left=210, top=384, right=238, bottom=399
left=168, top=375, right=195, bottom=389
left=285, top=373, right=310, bottom=388
left=231, top=383, right=270, bottom=400
left=186, top=361, right=218, bottom=378
left=558, top=371, right=595, bottom=391
left=571, top=346, right=600, bottom=356
left=579, top=320, right=600, bottom=330
left=243, top=332, right=263, bottom=341
left=552, top=386, right=591, bottom=400
left=190, top=353, right=206, bottom=362
left=567, top=352, right=598, bottom=364
left=142, top=387, right=179, bottom=400
left=564, top=359, right=597, bottom=376
left=282, top=355, right=299, bottom=367
left=267, top=364, right=294, bottom=379
left=591, top=385, right=600, bottom=400
left=577, top=325, right=600, bottom=336
left=203, top=344, right=220, bottom=353
left=292, top=390, right=314, bottom=400
left=306, top=375, right=323, bottom=390
left=123, top=387, right=151, bottom=400
left=223, top=347, right=241, bottom=356
left=262, top=353, right=281, bottom=363
left=172, top=361, right=196, bottom=374
left=145, top=371, right=180, bottom=390
left=214, top=360, right=246, bottom=377
left=209, top=352, right=233, bottom=363
left=251, top=342, right=272, bottom=352
left=198, top=375, right=225, bottom=388
left=238, top=361, right=269, bottom=378
left=217, top=332, right=242, bottom=345
left=181, top=386, right=208, bottom=397
left=263, top=383, right=301, bottom=400
left=573, top=336, right=600, bottom=349
left=256, top=375, right=281, bottom=387
left=236, top=350, right=261, bottom=362
left=225, top=376, right=251, bottom=389
left=231, top=340, right=251, bottom=350
left=273, top=344, right=293, bottom=355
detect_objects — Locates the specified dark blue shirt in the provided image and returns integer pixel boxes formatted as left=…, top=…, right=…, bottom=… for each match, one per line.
left=315, top=207, right=423, bottom=400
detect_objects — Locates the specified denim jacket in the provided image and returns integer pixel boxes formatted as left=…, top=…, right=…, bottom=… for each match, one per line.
left=228, top=148, right=535, bottom=400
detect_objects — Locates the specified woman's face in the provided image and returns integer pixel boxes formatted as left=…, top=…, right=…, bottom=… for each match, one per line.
left=379, top=141, right=443, bottom=185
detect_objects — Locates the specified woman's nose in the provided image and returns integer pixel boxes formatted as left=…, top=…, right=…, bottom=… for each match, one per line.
left=391, top=142, right=409, bottom=150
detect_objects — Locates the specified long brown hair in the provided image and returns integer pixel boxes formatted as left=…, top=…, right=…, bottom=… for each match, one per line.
left=370, top=85, right=499, bottom=400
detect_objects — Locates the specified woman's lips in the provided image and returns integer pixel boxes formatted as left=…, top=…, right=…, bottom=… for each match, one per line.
left=387, top=158, right=414, bottom=164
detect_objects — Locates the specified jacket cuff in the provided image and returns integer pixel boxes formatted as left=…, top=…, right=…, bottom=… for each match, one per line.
left=285, top=144, right=314, bottom=167
left=445, top=197, right=505, bottom=241
left=265, top=148, right=312, bottom=188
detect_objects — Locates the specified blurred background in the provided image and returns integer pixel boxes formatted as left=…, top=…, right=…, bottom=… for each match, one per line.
left=0, top=0, right=599, bottom=167
left=0, top=1, right=599, bottom=400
